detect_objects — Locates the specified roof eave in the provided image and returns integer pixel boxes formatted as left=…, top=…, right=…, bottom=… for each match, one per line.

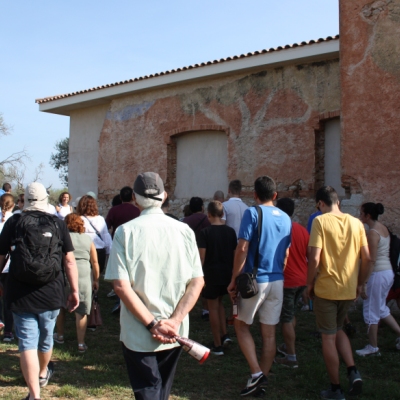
left=38, top=39, right=339, bottom=116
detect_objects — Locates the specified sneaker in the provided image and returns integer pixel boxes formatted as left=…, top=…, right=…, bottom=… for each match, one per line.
left=111, top=301, right=121, bottom=314
left=274, top=356, right=298, bottom=368
left=53, top=333, right=64, bottom=344
left=3, top=332, right=14, bottom=342
left=39, top=361, right=54, bottom=388
left=87, top=326, right=97, bottom=332
left=301, top=304, right=309, bottom=311
left=240, top=374, right=268, bottom=397
left=395, top=337, right=400, bottom=350
left=277, top=343, right=287, bottom=356
left=348, top=369, right=362, bottom=396
left=211, top=346, right=224, bottom=356
left=320, top=388, right=345, bottom=400
left=107, top=289, right=116, bottom=297
left=221, top=334, right=233, bottom=346
left=355, top=344, right=380, bottom=357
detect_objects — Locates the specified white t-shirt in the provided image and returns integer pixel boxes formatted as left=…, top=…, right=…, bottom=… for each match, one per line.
left=0, top=211, right=13, bottom=273
left=56, top=204, right=72, bottom=220
left=222, top=197, right=248, bottom=238
left=81, top=215, right=112, bottom=254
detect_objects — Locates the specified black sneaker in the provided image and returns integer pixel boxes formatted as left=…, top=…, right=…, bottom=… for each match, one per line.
left=221, top=334, right=233, bottom=346
left=320, top=388, right=345, bottom=399
left=201, top=312, right=209, bottom=321
left=348, top=369, right=362, bottom=396
left=39, top=361, right=54, bottom=388
left=211, top=346, right=224, bottom=356
left=240, top=374, right=268, bottom=397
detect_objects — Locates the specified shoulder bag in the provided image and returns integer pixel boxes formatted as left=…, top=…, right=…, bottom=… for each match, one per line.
left=235, top=206, right=263, bottom=299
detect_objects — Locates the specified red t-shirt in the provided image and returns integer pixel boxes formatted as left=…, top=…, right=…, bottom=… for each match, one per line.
left=105, top=203, right=140, bottom=237
left=284, top=222, right=309, bottom=288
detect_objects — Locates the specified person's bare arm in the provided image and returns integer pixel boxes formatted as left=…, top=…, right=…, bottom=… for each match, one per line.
left=283, top=247, right=290, bottom=271
left=227, top=239, right=249, bottom=299
left=198, top=248, right=206, bottom=266
left=64, top=251, right=79, bottom=312
left=359, top=245, right=373, bottom=298
left=89, top=242, right=100, bottom=291
left=307, top=246, right=322, bottom=298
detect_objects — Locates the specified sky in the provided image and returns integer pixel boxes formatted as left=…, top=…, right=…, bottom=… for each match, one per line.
left=0, top=0, right=339, bottom=189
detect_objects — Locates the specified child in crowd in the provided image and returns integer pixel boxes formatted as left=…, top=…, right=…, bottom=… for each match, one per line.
left=198, top=200, right=237, bottom=355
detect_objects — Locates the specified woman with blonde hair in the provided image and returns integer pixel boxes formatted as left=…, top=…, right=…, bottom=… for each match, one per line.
left=0, top=193, right=16, bottom=342
left=54, top=213, right=100, bottom=352
left=77, top=195, right=112, bottom=274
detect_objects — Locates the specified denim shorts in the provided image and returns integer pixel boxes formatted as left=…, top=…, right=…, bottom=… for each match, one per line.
left=12, top=310, right=60, bottom=353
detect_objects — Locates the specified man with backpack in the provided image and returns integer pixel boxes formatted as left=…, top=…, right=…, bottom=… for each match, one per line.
left=0, top=182, right=79, bottom=400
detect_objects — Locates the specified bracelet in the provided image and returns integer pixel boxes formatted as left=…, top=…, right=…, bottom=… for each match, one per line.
left=146, top=319, right=157, bottom=331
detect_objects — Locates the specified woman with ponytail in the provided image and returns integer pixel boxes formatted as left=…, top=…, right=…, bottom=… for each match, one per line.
left=356, top=202, right=400, bottom=356
left=0, top=193, right=15, bottom=342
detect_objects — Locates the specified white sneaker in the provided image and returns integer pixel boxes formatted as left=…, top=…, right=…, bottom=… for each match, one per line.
left=356, top=344, right=380, bottom=356
left=301, top=305, right=309, bottom=311
left=395, top=337, right=400, bottom=350
left=107, top=289, right=116, bottom=297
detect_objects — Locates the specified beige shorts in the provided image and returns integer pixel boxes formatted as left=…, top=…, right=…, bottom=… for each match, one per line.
left=237, top=280, right=284, bottom=325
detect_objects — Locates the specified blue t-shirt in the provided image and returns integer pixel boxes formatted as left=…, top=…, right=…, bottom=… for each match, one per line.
left=238, top=205, right=292, bottom=283
left=307, top=211, right=322, bottom=233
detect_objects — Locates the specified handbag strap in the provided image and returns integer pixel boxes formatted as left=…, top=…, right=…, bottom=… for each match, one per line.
left=83, top=216, right=103, bottom=241
left=251, top=206, right=263, bottom=277
left=193, top=214, right=207, bottom=233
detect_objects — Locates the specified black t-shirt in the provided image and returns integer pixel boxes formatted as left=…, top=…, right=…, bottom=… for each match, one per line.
left=0, top=212, right=74, bottom=313
left=197, top=225, right=237, bottom=286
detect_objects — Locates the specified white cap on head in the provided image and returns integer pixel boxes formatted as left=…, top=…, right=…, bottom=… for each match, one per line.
left=24, top=182, right=53, bottom=213
left=86, top=191, right=97, bottom=200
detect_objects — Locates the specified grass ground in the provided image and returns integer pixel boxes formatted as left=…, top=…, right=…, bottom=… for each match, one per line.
left=1, top=283, right=400, bottom=399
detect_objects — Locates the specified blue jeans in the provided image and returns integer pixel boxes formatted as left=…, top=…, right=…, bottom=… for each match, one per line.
left=12, top=310, right=60, bottom=352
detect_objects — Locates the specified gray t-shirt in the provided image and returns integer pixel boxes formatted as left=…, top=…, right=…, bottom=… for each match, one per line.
left=223, top=198, right=248, bottom=238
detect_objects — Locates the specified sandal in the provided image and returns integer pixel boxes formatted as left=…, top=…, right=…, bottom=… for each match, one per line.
left=78, top=343, right=88, bottom=353
left=53, top=333, right=64, bottom=344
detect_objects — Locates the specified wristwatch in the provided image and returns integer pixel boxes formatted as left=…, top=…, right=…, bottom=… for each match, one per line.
left=146, top=319, right=157, bottom=330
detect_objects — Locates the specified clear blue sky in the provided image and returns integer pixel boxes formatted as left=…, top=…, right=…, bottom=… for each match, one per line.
left=0, top=0, right=339, bottom=189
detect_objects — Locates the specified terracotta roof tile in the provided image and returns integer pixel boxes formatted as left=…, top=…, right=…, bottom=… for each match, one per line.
left=35, top=35, right=339, bottom=104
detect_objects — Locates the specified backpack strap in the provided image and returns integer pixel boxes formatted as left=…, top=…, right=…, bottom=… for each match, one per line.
left=83, top=216, right=103, bottom=241
left=251, top=206, right=263, bottom=277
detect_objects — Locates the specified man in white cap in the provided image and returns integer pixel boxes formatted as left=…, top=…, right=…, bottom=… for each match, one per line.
left=105, top=172, right=204, bottom=400
left=0, top=182, right=79, bottom=400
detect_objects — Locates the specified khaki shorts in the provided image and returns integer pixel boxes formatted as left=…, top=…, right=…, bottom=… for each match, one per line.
left=314, top=296, right=353, bottom=334
left=237, top=280, right=283, bottom=325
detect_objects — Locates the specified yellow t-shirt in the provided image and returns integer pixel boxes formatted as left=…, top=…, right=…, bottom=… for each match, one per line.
left=309, top=213, right=368, bottom=300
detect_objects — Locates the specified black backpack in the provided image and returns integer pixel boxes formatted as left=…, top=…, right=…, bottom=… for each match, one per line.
left=388, top=229, right=400, bottom=290
left=10, top=211, right=63, bottom=286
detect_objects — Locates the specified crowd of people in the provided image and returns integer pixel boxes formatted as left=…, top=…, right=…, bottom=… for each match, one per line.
left=0, top=175, right=400, bottom=400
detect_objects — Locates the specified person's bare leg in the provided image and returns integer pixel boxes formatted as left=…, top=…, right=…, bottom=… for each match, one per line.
left=321, top=333, right=340, bottom=384
left=259, top=323, right=276, bottom=376
left=367, top=324, right=379, bottom=348
left=335, top=329, right=355, bottom=367
left=382, top=314, right=400, bottom=336
left=76, top=313, right=88, bottom=344
left=208, top=299, right=222, bottom=347
left=38, top=348, right=52, bottom=378
left=56, top=308, right=65, bottom=337
left=20, top=349, right=41, bottom=399
left=235, top=319, right=262, bottom=374
left=282, top=319, right=296, bottom=355
left=218, top=297, right=227, bottom=338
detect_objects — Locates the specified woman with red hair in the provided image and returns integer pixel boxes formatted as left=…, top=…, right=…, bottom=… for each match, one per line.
left=77, top=195, right=112, bottom=274
left=54, top=213, right=100, bottom=352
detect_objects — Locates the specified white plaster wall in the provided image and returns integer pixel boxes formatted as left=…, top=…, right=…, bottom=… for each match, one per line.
left=174, top=131, right=228, bottom=199
left=324, top=118, right=345, bottom=196
left=69, top=104, right=109, bottom=200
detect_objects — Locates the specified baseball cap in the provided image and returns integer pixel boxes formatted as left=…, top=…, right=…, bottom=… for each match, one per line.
left=133, top=172, right=164, bottom=201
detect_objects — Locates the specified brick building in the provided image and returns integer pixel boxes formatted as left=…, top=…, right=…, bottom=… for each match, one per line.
left=36, top=0, right=400, bottom=231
